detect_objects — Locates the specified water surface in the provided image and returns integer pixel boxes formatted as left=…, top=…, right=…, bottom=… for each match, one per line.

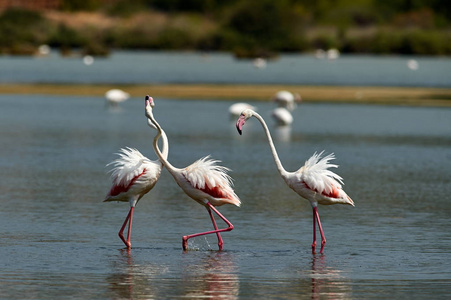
left=1, top=51, right=450, bottom=87
left=0, top=95, right=450, bottom=299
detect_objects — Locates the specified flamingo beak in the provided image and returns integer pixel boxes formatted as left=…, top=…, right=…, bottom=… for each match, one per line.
left=236, top=115, right=246, bottom=135
left=145, top=95, right=154, bottom=107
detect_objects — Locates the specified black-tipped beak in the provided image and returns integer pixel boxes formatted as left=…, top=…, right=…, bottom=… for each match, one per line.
left=236, top=116, right=245, bottom=135
left=145, top=95, right=150, bottom=101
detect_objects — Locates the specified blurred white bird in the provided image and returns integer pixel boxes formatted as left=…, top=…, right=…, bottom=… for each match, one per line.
left=105, top=89, right=130, bottom=107
left=83, top=55, right=94, bottom=65
left=228, top=103, right=257, bottom=118
left=272, top=90, right=301, bottom=111
left=253, top=57, right=267, bottom=69
left=315, top=49, right=326, bottom=59
left=327, top=49, right=340, bottom=60
left=271, top=107, right=293, bottom=126
left=407, top=59, right=419, bottom=70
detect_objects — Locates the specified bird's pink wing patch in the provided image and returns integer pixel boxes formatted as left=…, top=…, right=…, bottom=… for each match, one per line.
left=199, top=183, right=229, bottom=199
left=302, top=181, right=340, bottom=199
left=109, top=168, right=146, bottom=197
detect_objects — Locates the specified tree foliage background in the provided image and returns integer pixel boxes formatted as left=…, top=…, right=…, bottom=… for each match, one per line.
left=1, top=0, right=450, bottom=55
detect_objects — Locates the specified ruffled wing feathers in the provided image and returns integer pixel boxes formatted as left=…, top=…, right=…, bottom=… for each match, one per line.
left=107, top=147, right=149, bottom=187
left=298, top=151, right=344, bottom=196
left=183, top=156, right=241, bottom=206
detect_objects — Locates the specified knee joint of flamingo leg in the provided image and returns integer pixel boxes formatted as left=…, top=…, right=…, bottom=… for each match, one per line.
left=227, top=224, right=234, bottom=231
left=182, top=236, right=188, bottom=250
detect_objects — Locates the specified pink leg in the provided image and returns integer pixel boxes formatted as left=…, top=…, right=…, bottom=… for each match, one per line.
left=313, top=207, right=326, bottom=253
left=312, top=208, right=317, bottom=254
left=118, top=207, right=134, bottom=249
left=182, top=202, right=234, bottom=251
left=207, top=206, right=224, bottom=250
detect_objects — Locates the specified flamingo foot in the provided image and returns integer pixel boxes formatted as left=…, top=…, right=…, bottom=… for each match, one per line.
left=119, top=238, right=131, bottom=249
left=118, top=233, right=131, bottom=249
left=182, top=236, right=188, bottom=250
left=218, top=240, right=223, bottom=251
left=312, top=241, right=316, bottom=254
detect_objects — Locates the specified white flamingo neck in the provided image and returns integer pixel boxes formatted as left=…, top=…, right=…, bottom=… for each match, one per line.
left=148, top=113, right=181, bottom=175
left=252, top=112, right=288, bottom=177
left=159, top=126, right=169, bottom=161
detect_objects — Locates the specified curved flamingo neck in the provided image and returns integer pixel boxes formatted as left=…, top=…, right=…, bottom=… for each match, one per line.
left=252, top=112, right=288, bottom=177
left=159, top=125, right=169, bottom=161
left=147, top=110, right=180, bottom=176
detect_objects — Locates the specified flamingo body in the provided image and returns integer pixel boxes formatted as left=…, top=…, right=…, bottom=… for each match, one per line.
left=228, top=103, right=256, bottom=118
left=273, top=90, right=301, bottom=111
left=271, top=107, right=293, bottom=126
left=180, top=156, right=241, bottom=207
left=105, top=89, right=130, bottom=106
left=236, top=109, right=354, bottom=254
left=145, top=96, right=240, bottom=250
left=283, top=151, right=353, bottom=207
left=104, top=147, right=162, bottom=206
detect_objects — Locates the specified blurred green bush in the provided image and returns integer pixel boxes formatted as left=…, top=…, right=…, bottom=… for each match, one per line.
left=0, top=0, right=450, bottom=56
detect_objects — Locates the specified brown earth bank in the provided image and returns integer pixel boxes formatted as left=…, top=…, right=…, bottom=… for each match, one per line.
left=1, top=83, right=451, bottom=107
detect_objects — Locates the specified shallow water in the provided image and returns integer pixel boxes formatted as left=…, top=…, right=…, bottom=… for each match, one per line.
left=1, top=51, right=450, bottom=87
left=0, top=95, right=450, bottom=299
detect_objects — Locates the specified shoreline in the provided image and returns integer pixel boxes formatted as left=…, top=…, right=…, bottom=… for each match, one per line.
left=1, top=83, right=450, bottom=106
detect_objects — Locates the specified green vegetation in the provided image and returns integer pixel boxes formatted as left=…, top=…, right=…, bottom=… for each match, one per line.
left=1, top=0, right=450, bottom=56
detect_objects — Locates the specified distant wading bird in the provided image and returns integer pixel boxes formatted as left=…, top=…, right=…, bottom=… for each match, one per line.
left=145, top=95, right=241, bottom=251
left=236, top=109, right=354, bottom=254
left=104, top=119, right=168, bottom=249
left=272, top=90, right=301, bottom=111
left=228, top=102, right=257, bottom=119
left=105, top=89, right=130, bottom=107
left=271, top=107, right=293, bottom=126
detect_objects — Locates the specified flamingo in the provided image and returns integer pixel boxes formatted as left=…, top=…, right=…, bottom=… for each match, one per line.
left=272, top=90, right=301, bottom=111
left=228, top=102, right=257, bottom=118
left=271, top=107, right=293, bottom=126
left=326, top=48, right=340, bottom=60
left=105, top=89, right=130, bottom=107
left=144, top=95, right=241, bottom=251
left=104, top=118, right=168, bottom=249
left=236, top=109, right=354, bottom=254
left=253, top=57, right=267, bottom=69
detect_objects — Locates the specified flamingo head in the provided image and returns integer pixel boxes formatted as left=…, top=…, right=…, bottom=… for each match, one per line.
left=144, top=95, right=157, bottom=129
left=145, top=95, right=155, bottom=108
left=236, top=108, right=254, bottom=135
left=145, top=95, right=155, bottom=115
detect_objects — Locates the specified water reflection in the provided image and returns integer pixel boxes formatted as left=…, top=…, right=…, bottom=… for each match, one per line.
left=107, top=250, right=239, bottom=299
left=181, top=252, right=239, bottom=299
left=106, top=249, right=169, bottom=299
left=2, top=95, right=451, bottom=299
left=273, top=125, right=292, bottom=142
left=309, top=255, right=351, bottom=300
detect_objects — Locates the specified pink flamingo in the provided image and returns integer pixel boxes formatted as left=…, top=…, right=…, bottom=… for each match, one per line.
left=236, top=109, right=354, bottom=254
left=145, top=96, right=241, bottom=251
left=104, top=118, right=168, bottom=249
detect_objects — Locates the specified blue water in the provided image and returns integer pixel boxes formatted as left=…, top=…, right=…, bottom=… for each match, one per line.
left=0, top=94, right=450, bottom=299
left=1, top=51, right=450, bottom=87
